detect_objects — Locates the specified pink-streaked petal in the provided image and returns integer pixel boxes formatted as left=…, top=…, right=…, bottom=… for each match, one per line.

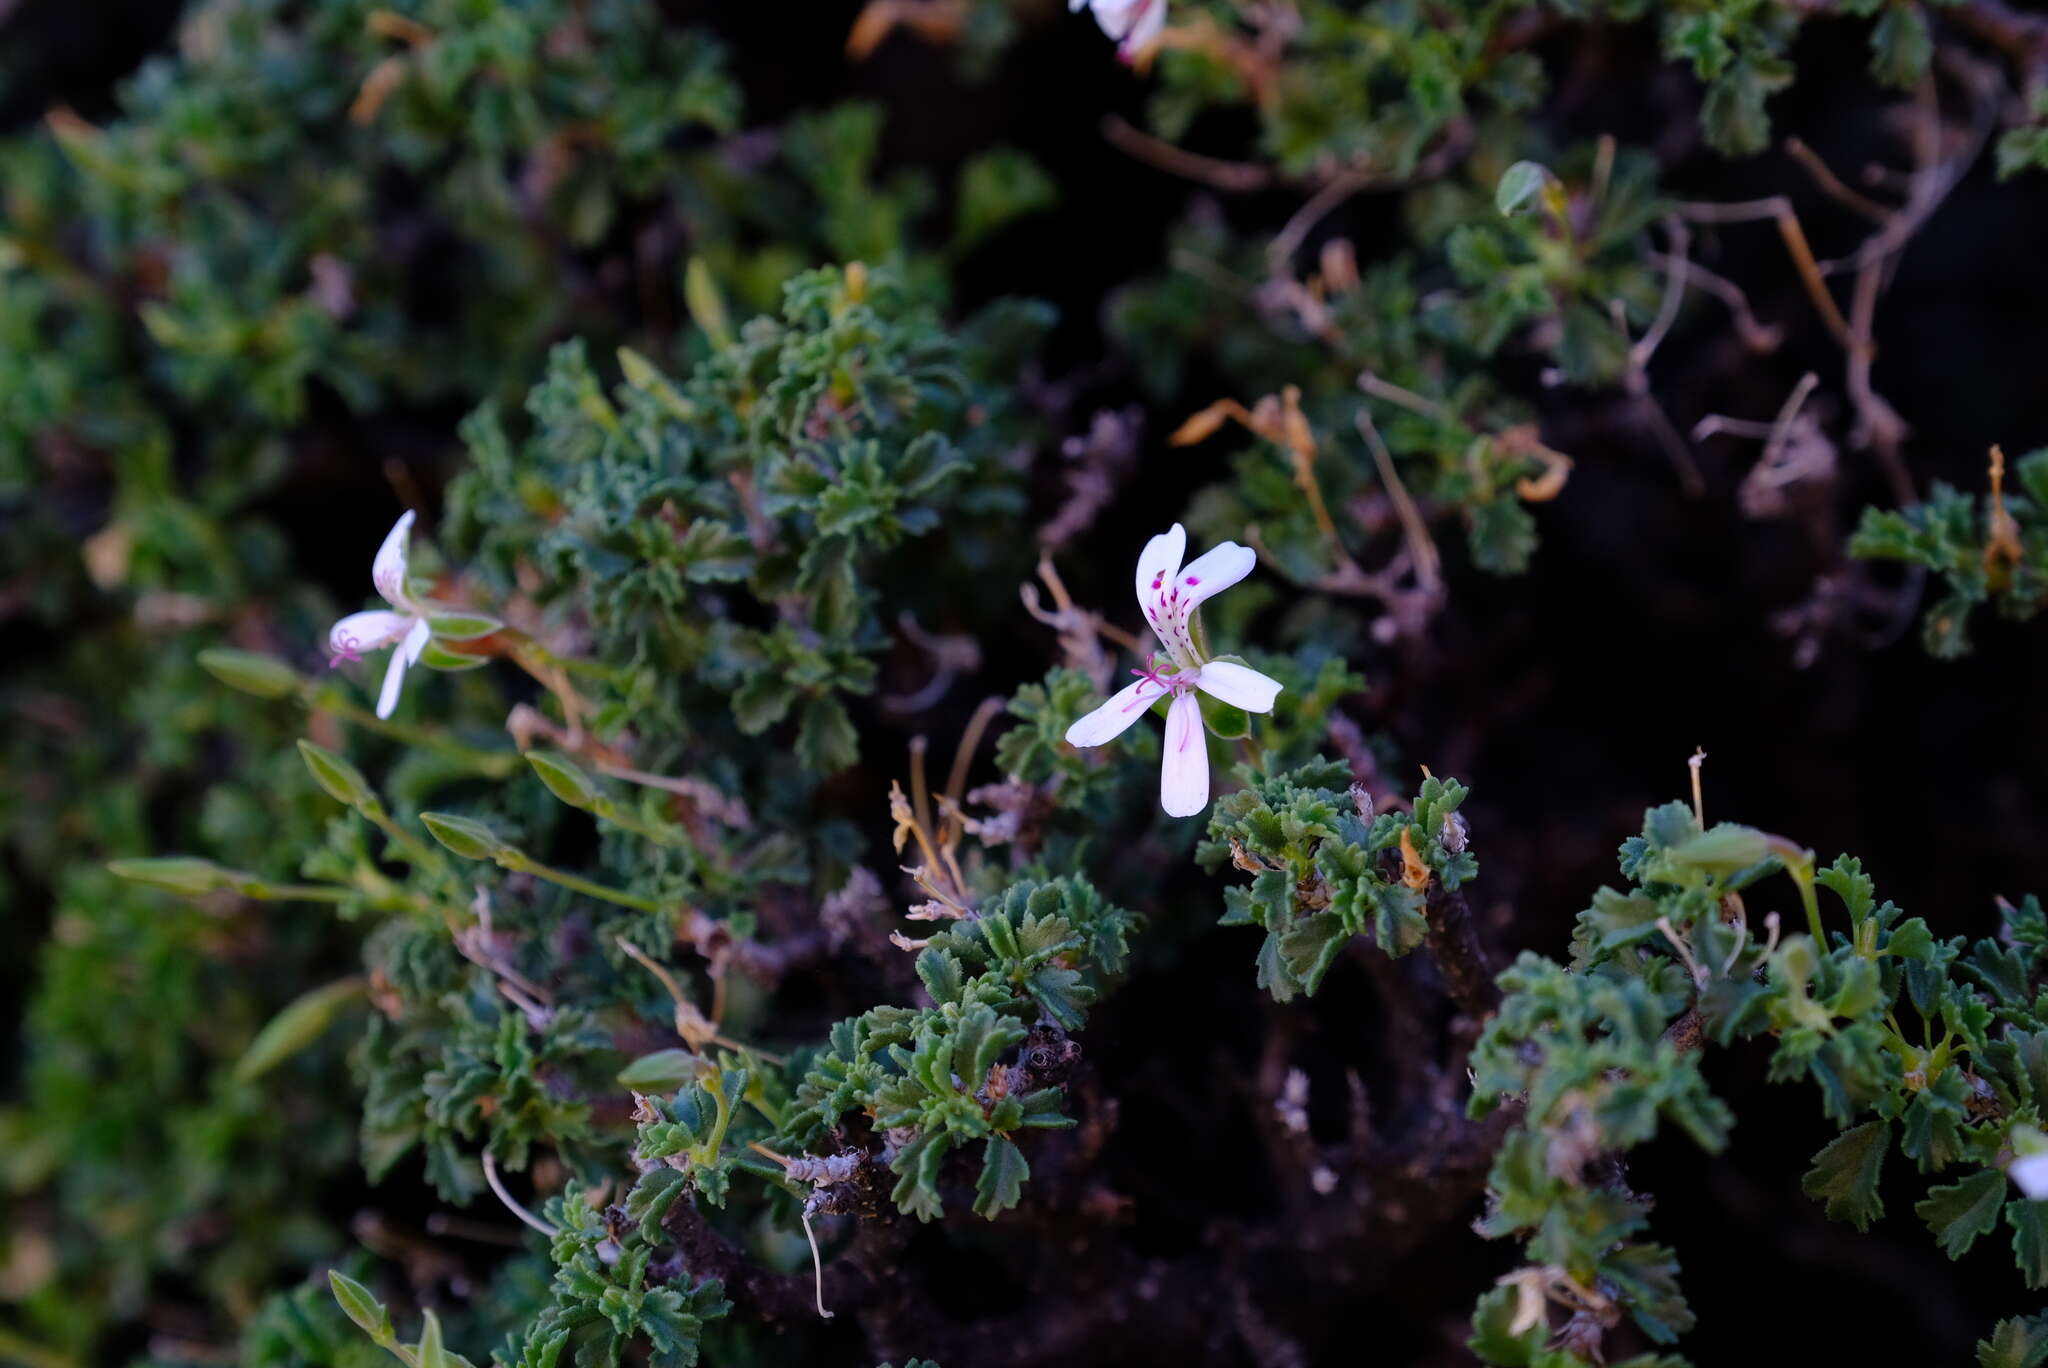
left=1195, top=660, right=1283, bottom=713
left=330, top=609, right=414, bottom=657
left=371, top=510, right=416, bottom=608
left=376, top=645, right=410, bottom=719
left=401, top=614, right=432, bottom=665
left=1133, top=522, right=1187, bottom=624
left=1118, top=0, right=1165, bottom=56
left=1172, top=539, right=1256, bottom=614
left=1064, top=675, right=1167, bottom=748
left=1159, top=691, right=1210, bottom=817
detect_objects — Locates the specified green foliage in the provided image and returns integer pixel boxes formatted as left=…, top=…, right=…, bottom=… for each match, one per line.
left=780, top=877, right=1131, bottom=1220
left=1474, top=797, right=2048, bottom=1357
left=1201, top=761, right=1470, bottom=1000
left=445, top=266, right=1050, bottom=763
left=1849, top=450, right=2048, bottom=656
left=13, top=0, right=2048, bottom=1363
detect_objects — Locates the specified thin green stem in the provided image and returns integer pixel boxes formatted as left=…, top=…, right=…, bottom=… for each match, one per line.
left=594, top=798, right=687, bottom=850
left=363, top=804, right=449, bottom=873
left=507, top=854, right=662, bottom=913
left=311, top=687, right=519, bottom=778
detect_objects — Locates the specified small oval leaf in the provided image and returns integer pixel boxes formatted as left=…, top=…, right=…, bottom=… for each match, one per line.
left=298, top=740, right=376, bottom=808
left=618, top=1048, right=701, bottom=1093
left=425, top=609, right=504, bottom=642
left=1495, top=160, right=1555, bottom=216
left=235, top=978, right=365, bottom=1082
left=528, top=750, right=601, bottom=811
left=197, top=648, right=304, bottom=699
left=108, top=856, right=238, bottom=896
left=420, top=812, right=507, bottom=860
left=418, top=641, right=492, bottom=671
left=327, top=1269, right=393, bottom=1343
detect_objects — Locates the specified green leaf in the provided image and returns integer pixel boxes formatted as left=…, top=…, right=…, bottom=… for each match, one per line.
left=1979, top=1315, right=2048, bottom=1368
left=328, top=1270, right=393, bottom=1344
left=1802, top=1120, right=1889, bottom=1230
left=685, top=257, right=733, bottom=350
left=954, top=148, right=1056, bottom=253
left=418, top=641, right=492, bottom=671
left=425, top=609, right=504, bottom=641
left=1868, top=4, right=1932, bottom=89
left=197, top=647, right=303, bottom=699
left=106, top=856, right=243, bottom=896
left=1495, top=160, right=1555, bottom=216
left=618, top=1049, right=700, bottom=1093
left=420, top=812, right=508, bottom=860
left=417, top=1310, right=451, bottom=1368
left=1917, top=1169, right=2007, bottom=1258
left=1666, top=825, right=1771, bottom=875
left=234, top=978, right=365, bottom=1082
left=797, top=695, right=860, bottom=774
left=298, top=740, right=377, bottom=809
left=527, top=750, right=601, bottom=811
left=973, top=1136, right=1029, bottom=1218
left=2014, top=1199, right=2048, bottom=1289
left=1277, top=911, right=1350, bottom=996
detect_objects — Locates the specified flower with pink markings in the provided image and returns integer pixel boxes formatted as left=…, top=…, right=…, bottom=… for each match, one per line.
left=1070, top=0, right=1166, bottom=63
left=1064, top=523, right=1283, bottom=817
left=327, top=510, right=432, bottom=719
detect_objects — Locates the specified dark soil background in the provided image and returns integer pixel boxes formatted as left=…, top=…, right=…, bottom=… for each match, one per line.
left=8, top=0, right=2048, bottom=1363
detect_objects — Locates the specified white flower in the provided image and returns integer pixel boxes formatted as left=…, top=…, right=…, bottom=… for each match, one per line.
left=2014, top=1151, right=2048, bottom=1200
left=327, top=510, right=432, bottom=719
left=1064, top=523, right=1283, bottom=817
left=1070, top=0, right=1166, bottom=63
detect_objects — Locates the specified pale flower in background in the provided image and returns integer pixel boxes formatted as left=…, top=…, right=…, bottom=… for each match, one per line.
left=328, top=510, right=431, bottom=719
left=2013, top=1151, right=2048, bottom=1200
left=1071, top=0, right=1166, bottom=63
left=1064, top=523, right=1283, bottom=817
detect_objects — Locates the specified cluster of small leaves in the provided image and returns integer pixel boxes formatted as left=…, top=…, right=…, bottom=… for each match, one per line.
left=625, top=1058, right=761, bottom=1218
left=1198, top=759, right=1471, bottom=1000
left=778, top=877, right=1133, bottom=1220
left=1849, top=448, right=2048, bottom=656
left=1799, top=882, right=2048, bottom=1286
left=0, top=3, right=1057, bottom=1351
left=1471, top=795, right=2048, bottom=1360
left=446, top=263, right=1052, bottom=770
left=1129, top=130, right=1663, bottom=582
left=1143, top=0, right=1976, bottom=167
left=1144, top=0, right=1545, bottom=178
left=498, top=1186, right=730, bottom=1368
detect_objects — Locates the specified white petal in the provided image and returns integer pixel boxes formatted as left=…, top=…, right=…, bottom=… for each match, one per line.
left=376, top=645, right=410, bottom=719
left=1064, top=674, right=1167, bottom=748
left=2014, top=1153, right=2048, bottom=1200
left=1158, top=691, right=1210, bottom=817
left=1089, top=0, right=1141, bottom=32
left=330, top=609, right=415, bottom=655
left=1118, top=0, right=1166, bottom=55
left=401, top=614, right=432, bottom=665
left=1195, top=660, right=1283, bottom=713
left=1171, top=539, right=1256, bottom=614
left=371, top=509, right=416, bottom=608
left=1068, top=0, right=1090, bottom=11
left=1133, top=523, right=1187, bottom=623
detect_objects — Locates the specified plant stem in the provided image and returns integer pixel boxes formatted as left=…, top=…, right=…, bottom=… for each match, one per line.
left=509, top=854, right=662, bottom=913
left=311, top=687, right=519, bottom=778
left=1424, top=881, right=1500, bottom=1017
